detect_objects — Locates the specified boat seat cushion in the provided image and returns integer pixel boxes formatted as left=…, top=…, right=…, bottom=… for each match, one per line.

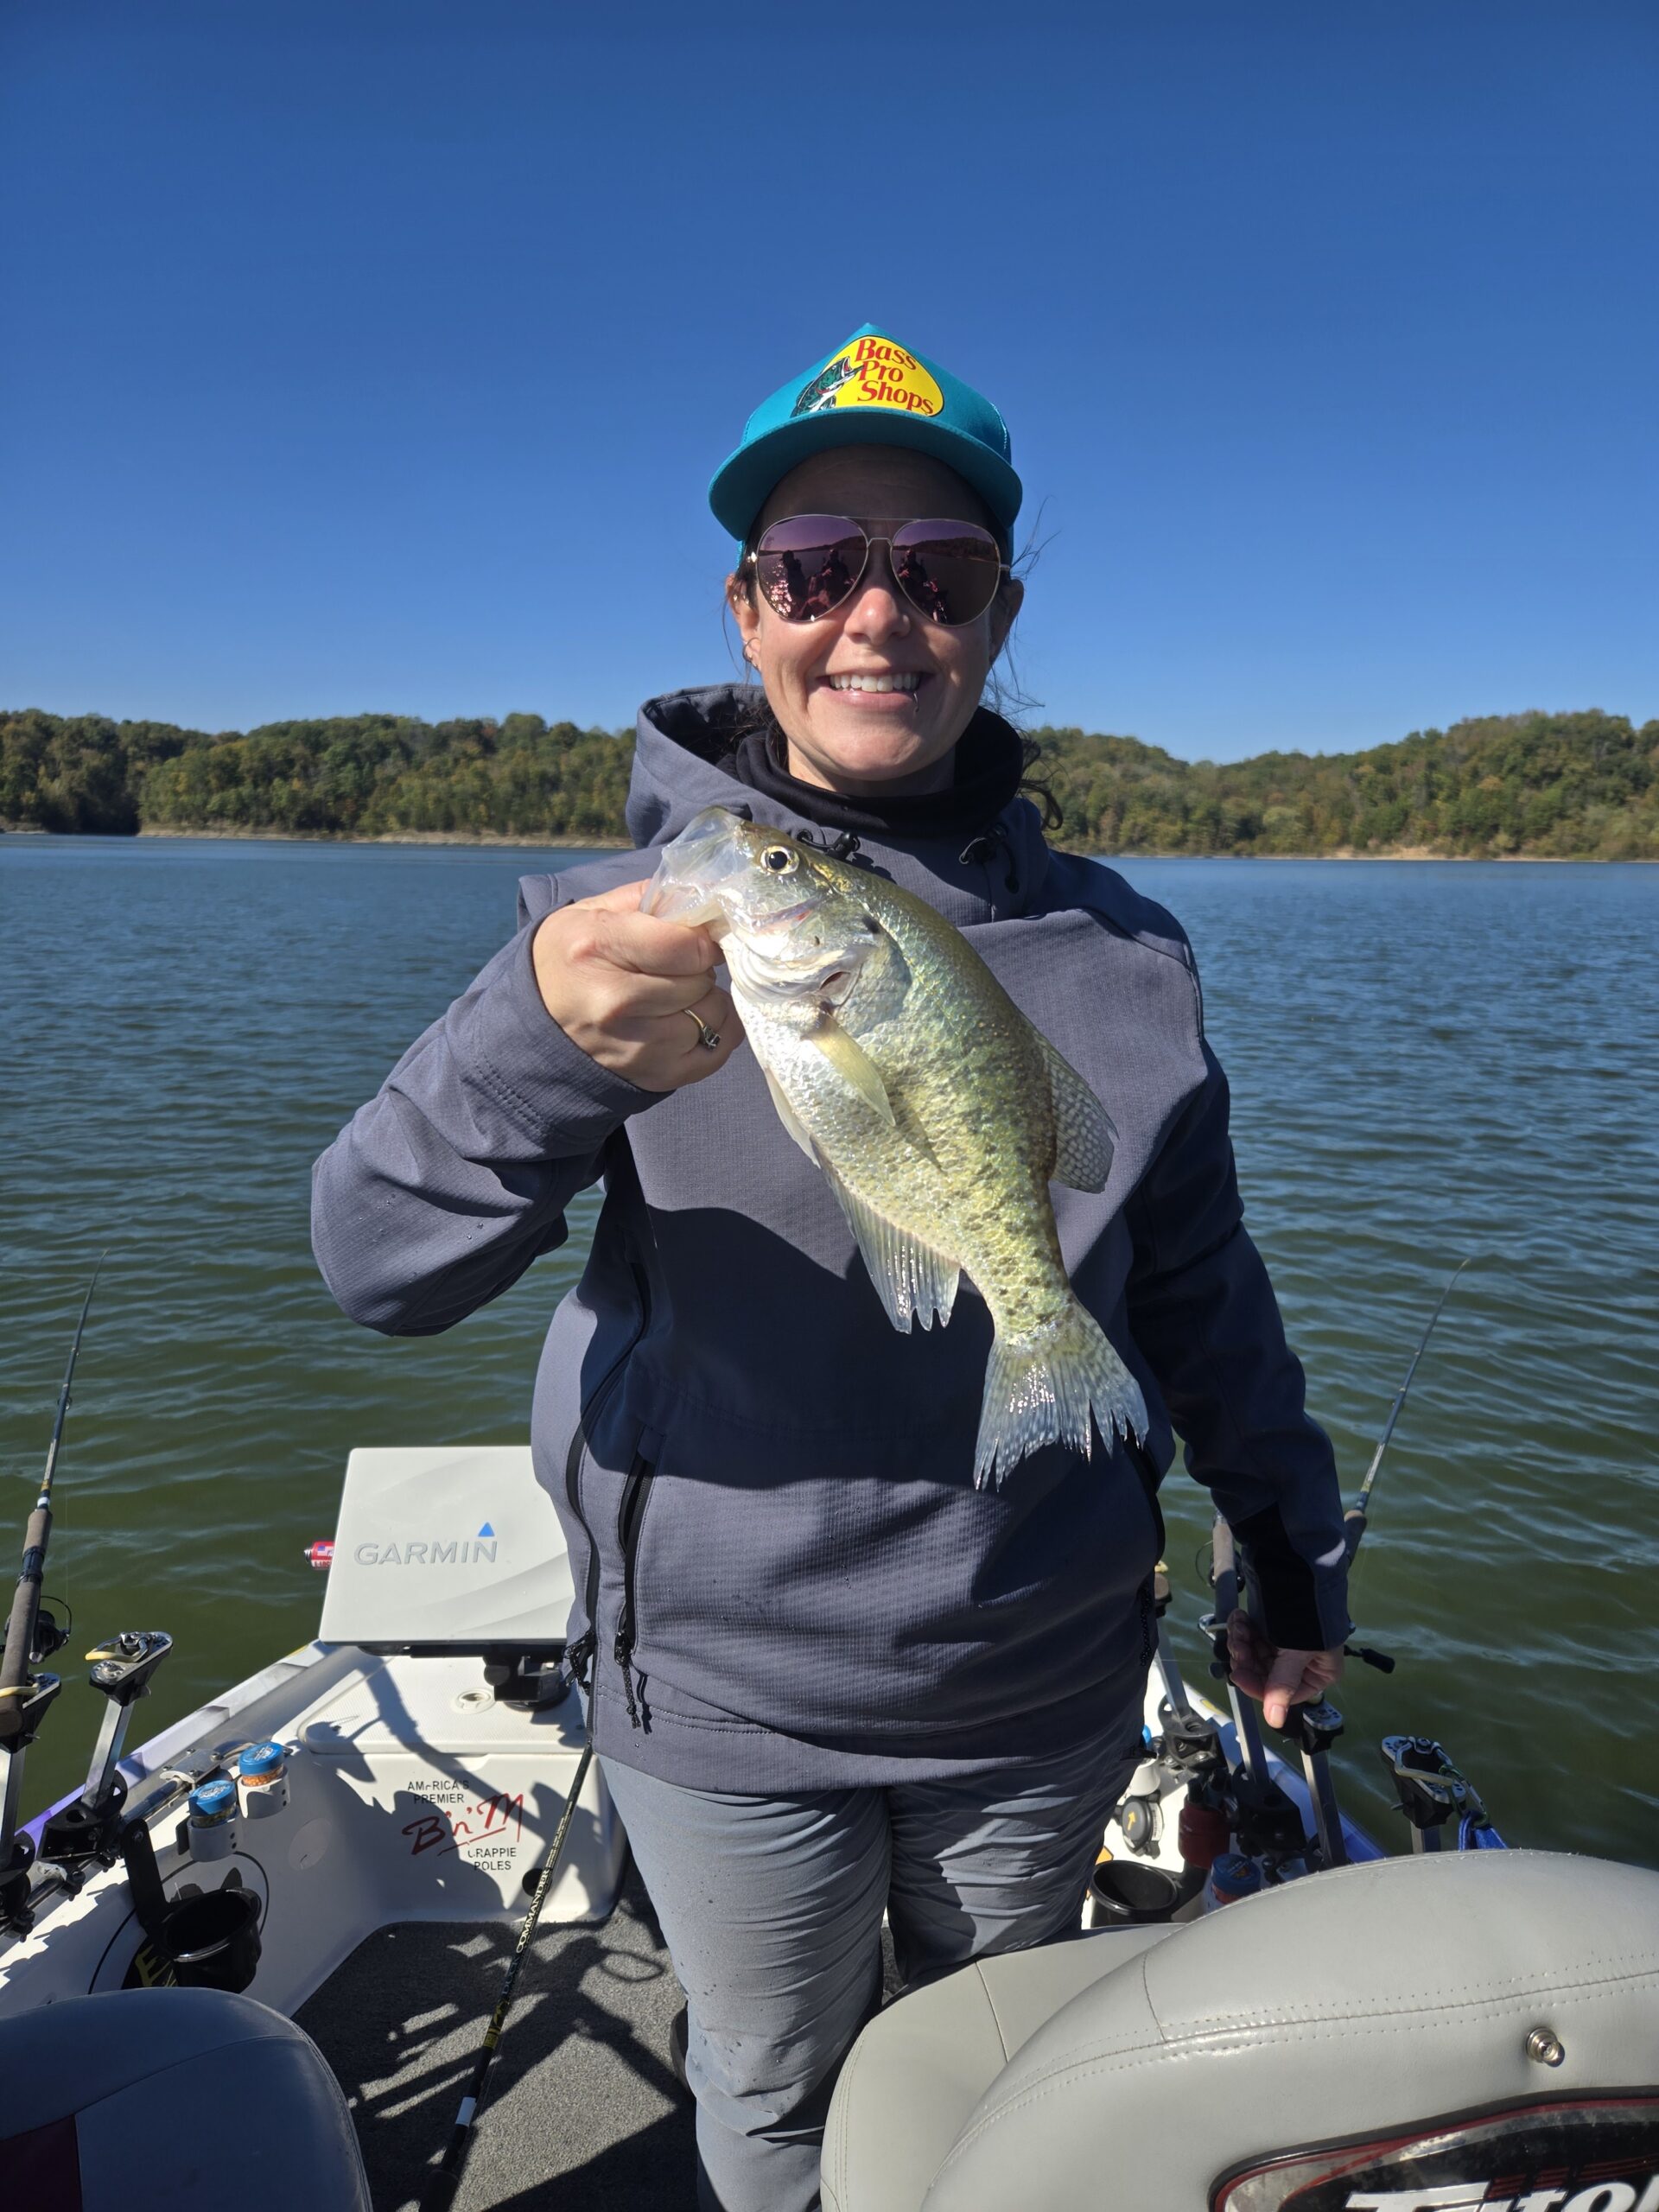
left=0, top=1986, right=371, bottom=2211
left=823, top=1850, right=1659, bottom=2212
left=822, top=1923, right=1174, bottom=2212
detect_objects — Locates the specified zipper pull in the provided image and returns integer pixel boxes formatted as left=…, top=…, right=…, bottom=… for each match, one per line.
left=613, top=1613, right=642, bottom=1728
left=567, top=1630, right=596, bottom=1693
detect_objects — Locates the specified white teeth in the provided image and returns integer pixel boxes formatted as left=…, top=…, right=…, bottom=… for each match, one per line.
left=828, top=672, right=921, bottom=693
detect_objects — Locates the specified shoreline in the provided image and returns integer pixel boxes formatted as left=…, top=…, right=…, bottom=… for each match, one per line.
left=130, top=828, right=1655, bottom=861
left=0, top=824, right=1649, bottom=861
left=138, top=824, right=632, bottom=849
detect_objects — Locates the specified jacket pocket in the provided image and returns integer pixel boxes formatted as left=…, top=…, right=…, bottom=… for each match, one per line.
left=613, top=1454, right=658, bottom=1731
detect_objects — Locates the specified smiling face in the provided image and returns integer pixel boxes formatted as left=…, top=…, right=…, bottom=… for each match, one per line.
left=727, top=446, right=1023, bottom=796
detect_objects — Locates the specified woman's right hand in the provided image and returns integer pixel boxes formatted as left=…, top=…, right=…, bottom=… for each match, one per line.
left=531, top=880, right=742, bottom=1092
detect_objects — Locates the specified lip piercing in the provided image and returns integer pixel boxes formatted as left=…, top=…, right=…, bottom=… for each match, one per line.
left=685, top=1010, right=721, bottom=1052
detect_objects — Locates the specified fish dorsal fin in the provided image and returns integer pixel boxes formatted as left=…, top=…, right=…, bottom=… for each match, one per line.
left=1036, top=1031, right=1116, bottom=1192
left=760, top=1065, right=819, bottom=1164
left=823, top=1165, right=960, bottom=1333
left=807, top=1019, right=895, bottom=1124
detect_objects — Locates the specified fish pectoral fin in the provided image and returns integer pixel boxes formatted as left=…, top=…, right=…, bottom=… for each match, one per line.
left=823, top=1166, right=960, bottom=1333
left=807, top=1019, right=895, bottom=1125
left=760, top=1065, right=820, bottom=1164
left=1037, top=1031, right=1116, bottom=1192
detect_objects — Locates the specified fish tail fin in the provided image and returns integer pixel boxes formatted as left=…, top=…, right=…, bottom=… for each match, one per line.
left=973, top=1298, right=1148, bottom=1491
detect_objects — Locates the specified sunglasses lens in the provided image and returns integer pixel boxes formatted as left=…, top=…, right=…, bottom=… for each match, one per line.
left=753, top=516, right=868, bottom=620
left=891, top=522, right=1003, bottom=625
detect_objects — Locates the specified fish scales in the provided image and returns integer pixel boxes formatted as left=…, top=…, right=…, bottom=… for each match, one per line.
left=645, top=808, right=1147, bottom=1483
left=828, top=875, right=1066, bottom=1324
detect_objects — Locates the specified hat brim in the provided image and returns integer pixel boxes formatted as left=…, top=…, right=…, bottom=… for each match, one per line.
left=709, top=410, right=1022, bottom=551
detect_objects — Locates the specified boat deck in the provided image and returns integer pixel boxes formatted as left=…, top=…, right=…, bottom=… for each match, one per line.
left=297, top=1862, right=696, bottom=2212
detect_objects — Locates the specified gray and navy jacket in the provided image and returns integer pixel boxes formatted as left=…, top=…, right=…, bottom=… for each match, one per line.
left=312, top=686, right=1351, bottom=1790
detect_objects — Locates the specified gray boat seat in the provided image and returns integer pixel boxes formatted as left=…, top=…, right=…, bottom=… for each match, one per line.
left=823, top=1849, right=1659, bottom=2212
left=823, top=1923, right=1175, bottom=2212
left=0, top=1986, right=371, bottom=2211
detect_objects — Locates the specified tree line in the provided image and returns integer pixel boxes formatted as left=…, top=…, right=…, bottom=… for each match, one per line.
left=3, top=705, right=1655, bottom=858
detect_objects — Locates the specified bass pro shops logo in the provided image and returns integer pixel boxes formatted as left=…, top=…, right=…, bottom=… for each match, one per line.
left=790, top=334, right=944, bottom=419
left=1340, top=2183, right=1659, bottom=2209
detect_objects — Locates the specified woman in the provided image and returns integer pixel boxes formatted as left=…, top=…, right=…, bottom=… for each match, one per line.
left=312, top=325, right=1349, bottom=2212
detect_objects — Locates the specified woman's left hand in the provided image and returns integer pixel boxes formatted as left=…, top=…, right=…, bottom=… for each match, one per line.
left=1225, top=1609, right=1344, bottom=1729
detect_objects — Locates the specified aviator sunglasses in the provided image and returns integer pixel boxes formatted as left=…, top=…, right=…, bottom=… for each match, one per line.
left=747, top=514, right=1008, bottom=627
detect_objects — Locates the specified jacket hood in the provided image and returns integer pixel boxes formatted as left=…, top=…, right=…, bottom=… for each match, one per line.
left=625, top=685, right=1053, bottom=927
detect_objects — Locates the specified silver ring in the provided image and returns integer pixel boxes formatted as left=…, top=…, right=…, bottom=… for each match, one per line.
left=685, top=1009, right=721, bottom=1052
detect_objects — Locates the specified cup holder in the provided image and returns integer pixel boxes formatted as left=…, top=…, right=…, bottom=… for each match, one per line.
left=159, top=1883, right=264, bottom=1993
left=1088, top=1856, right=1204, bottom=1925
left=120, top=1815, right=265, bottom=1993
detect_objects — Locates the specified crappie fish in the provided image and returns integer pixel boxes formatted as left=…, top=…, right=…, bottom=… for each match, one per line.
left=645, top=806, right=1147, bottom=1485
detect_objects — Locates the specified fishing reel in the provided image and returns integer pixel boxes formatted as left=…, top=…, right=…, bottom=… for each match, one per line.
left=29, top=1600, right=71, bottom=1668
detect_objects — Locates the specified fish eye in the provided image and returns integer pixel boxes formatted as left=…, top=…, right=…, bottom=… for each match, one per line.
left=761, top=845, right=798, bottom=874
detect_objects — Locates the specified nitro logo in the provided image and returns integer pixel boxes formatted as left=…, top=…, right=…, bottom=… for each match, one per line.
left=354, top=1525, right=499, bottom=1567
left=790, top=335, right=944, bottom=420
left=1344, top=2183, right=1659, bottom=2210
left=1222, top=2103, right=1659, bottom=2212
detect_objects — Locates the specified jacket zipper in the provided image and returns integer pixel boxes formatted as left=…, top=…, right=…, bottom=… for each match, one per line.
left=1125, top=1433, right=1163, bottom=1669
left=563, top=1262, right=652, bottom=1696
left=1124, top=1433, right=1167, bottom=1560
left=613, top=1453, right=658, bottom=1730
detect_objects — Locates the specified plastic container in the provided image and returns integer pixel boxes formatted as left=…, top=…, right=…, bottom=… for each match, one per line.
left=237, top=1740, right=289, bottom=1820
left=187, top=1777, right=238, bottom=1862
left=1202, top=1850, right=1266, bottom=1911
left=1177, top=1798, right=1231, bottom=1871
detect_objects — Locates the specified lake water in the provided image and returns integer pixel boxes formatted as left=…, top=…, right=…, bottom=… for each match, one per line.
left=3, top=836, right=1656, bottom=1861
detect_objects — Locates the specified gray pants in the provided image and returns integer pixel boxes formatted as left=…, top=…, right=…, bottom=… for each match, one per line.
left=600, top=1732, right=1136, bottom=2212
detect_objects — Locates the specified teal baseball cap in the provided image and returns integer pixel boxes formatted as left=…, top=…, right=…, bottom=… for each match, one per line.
left=708, top=325, right=1022, bottom=550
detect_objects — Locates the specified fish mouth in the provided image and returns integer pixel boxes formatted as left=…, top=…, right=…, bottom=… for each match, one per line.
left=643, top=807, right=754, bottom=927
left=644, top=874, right=723, bottom=927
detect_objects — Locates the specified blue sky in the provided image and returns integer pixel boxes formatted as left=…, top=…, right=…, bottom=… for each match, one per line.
left=3, top=3, right=1654, bottom=763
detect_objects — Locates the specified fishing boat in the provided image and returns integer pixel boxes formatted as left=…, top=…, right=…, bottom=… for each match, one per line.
left=3, top=1374, right=1659, bottom=2208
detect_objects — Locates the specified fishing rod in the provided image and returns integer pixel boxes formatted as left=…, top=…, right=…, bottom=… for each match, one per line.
left=421, top=1731, right=594, bottom=2212
left=1199, top=1258, right=1476, bottom=1874
left=0, top=1264, right=102, bottom=1929
left=1343, top=1256, right=1474, bottom=1566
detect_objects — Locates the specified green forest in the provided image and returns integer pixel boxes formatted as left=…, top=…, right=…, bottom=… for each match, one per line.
left=2, top=705, right=1655, bottom=859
